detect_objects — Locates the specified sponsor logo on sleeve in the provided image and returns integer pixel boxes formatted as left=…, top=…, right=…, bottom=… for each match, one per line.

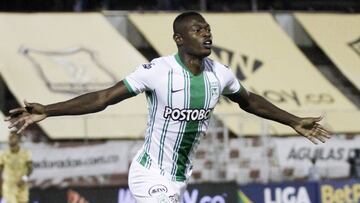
left=142, top=63, right=155, bottom=69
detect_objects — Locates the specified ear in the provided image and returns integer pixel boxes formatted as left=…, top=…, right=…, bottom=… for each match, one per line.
left=173, top=33, right=183, bottom=46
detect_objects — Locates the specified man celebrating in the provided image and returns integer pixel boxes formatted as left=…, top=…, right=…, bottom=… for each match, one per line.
left=0, top=132, right=32, bottom=203
left=6, top=12, right=330, bottom=202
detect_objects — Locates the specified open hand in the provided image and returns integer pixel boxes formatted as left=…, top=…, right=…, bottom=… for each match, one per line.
left=4, top=100, right=47, bottom=134
left=292, top=116, right=332, bottom=144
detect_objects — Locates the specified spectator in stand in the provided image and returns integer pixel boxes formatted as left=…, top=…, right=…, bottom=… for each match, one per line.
left=68, top=189, right=90, bottom=203
left=0, top=132, right=33, bottom=203
left=308, top=157, right=320, bottom=181
left=348, top=149, right=360, bottom=178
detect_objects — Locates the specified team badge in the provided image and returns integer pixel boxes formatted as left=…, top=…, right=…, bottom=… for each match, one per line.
left=210, top=82, right=219, bottom=98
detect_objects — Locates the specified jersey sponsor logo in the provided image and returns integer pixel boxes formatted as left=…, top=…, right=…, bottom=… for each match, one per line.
left=142, top=62, right=155, bottom=69
left=163, top=106, right=212, bottom=121
left=148, top=184, right=168, bottom=196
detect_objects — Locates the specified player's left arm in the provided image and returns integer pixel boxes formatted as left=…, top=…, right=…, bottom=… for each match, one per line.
left=19, top=152, right=33, bottom=187
left=26, top=161, right=33, bottom=176
left=0, top=164, right=3, bottom=179
left=225, top=89, right=331, bottom=144
left=17, top=161, right=33, bottom=187
left=25, top=150, right=33, bottom=176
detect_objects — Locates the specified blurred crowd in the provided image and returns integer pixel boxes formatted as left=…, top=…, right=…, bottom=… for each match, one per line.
left=0, top=0, right=359, bottom=12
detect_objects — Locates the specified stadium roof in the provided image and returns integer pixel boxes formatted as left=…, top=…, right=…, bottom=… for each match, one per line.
left=296, top=13, right=360, bottom=91
left=0, top=13, right=148, bottom=139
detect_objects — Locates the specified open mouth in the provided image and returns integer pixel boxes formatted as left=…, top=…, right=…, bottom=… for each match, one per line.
left=203, top=39, right=212, bottom=49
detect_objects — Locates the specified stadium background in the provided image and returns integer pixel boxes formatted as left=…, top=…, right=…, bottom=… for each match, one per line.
left=0, top=0, right=360, bottom=202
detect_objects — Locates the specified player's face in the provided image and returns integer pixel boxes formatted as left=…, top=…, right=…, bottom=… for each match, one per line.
left=181, top=16, right=212, bottom=57
left=9, top=134, right=19, bottom=148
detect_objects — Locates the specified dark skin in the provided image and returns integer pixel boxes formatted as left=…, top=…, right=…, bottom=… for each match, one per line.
left=5, top=14, right=330, bottom=144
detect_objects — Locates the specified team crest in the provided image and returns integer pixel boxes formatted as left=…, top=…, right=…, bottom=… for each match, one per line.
left=210, top=82, right=219, bottom=98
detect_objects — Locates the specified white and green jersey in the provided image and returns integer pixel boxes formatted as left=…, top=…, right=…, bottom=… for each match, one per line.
left=124, top=53, right=241, bottom=182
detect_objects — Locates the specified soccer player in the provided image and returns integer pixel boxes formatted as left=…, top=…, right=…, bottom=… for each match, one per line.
left=5, top=12, right=330, bottom=203
left=0, top=132, right=32, bottom=203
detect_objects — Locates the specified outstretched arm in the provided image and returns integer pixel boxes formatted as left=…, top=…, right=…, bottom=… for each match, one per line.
left=226, top=89, right=331, bottom=144
left=5, top=80, right=135, bottom=133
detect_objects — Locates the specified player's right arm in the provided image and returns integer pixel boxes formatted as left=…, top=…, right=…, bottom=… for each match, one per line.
left=5, top=80, right=135, bottom=133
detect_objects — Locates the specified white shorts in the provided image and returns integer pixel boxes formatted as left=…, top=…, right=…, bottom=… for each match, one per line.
left=128, top=159, right=187, bottom=203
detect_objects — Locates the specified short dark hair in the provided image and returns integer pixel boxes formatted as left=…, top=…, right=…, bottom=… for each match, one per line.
left=173, top=11, right=203, bottom=34
left=9, top=132, right=20, bottom=140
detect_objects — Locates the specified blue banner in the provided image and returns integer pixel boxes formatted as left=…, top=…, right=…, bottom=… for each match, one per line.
left=4, top=179, right=360, bottom=203
left=0, top=182, right=238, bottom=203
left=238, top=182, right=319, bottom=203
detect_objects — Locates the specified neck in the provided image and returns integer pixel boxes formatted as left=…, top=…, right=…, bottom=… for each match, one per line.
left=178, top=52, right=204, bottom=75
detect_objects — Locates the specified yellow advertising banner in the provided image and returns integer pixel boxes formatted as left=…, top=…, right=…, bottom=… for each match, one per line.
left=295, top=13, right=360, bottom=91
left=0, top=13, right=148, bottom=139
left=129, top=13, right=360, bottom=135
